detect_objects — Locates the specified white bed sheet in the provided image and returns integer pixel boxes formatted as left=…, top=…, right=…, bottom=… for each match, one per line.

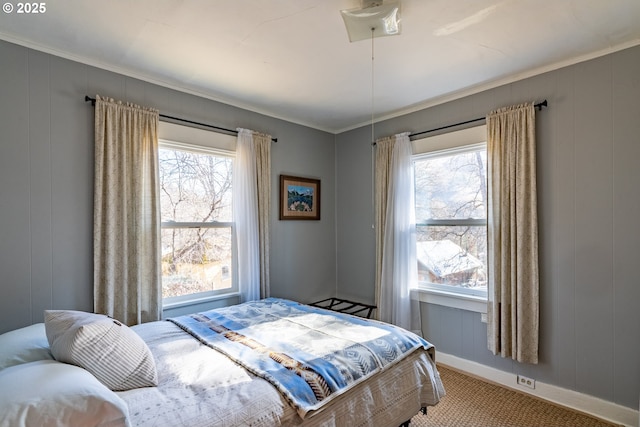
left=120, top=321, right=444, bottom=427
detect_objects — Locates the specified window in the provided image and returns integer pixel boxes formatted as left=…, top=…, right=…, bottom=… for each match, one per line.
left=158, top=123, right=237, bottom=305
left=413, top=126, right=488, bottom=301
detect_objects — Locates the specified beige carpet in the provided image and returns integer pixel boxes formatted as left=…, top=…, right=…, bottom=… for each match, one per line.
left=410, top=365, right=621, bottom=427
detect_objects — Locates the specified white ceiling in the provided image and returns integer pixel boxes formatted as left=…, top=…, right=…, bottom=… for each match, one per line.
left=1, top=0, right=639, bottom=133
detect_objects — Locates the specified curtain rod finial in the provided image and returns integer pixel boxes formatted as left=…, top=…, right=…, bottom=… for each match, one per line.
left=536, top=100, right=548, bottom=111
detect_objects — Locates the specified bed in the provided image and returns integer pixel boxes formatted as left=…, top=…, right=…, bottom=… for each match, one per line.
left=0, top=298, right=445, bottom=427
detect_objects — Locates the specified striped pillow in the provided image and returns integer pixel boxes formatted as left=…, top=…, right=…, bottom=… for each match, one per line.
left=44, top=310, right=158, bottom=391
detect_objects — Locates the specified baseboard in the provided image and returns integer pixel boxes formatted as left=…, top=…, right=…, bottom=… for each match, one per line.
left=437, top=352, right=639, bottom=427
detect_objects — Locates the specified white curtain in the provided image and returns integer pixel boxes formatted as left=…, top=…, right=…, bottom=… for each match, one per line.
left=374, top=132, right=420, bottom=332
left=234, top=128, right=271, bottom=302
left=486, top=102, right=539, bottom=364
left=93, top=95, right=161, bottom=325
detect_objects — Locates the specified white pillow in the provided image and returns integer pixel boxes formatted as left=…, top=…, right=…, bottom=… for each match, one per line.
left=0, top=360, right=130, bottom=427
left=0, top=323, right=53, bottom=370
left=44, top=310, right=158, bottom=391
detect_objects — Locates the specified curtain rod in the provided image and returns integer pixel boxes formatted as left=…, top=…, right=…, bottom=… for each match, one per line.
left=408, top=100, right=548, bottom=141
left=371, top=100, right=548, bottom=145
left=84, top=96, right=277, bottom=143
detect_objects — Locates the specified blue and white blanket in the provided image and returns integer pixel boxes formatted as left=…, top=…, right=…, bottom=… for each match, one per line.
left=168, top=298, right=433, bottom=418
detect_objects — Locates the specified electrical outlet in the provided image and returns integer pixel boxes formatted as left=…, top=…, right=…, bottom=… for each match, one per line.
left=517, top=375, right=536, bottom=389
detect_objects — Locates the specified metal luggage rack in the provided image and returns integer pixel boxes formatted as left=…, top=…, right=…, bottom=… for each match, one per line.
left=309, top=297, right=376, bottom=319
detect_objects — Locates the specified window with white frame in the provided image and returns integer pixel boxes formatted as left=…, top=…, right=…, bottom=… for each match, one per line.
left=158, top=122, right=238, bottom=305
left=413, top=125, right=488, bottom=299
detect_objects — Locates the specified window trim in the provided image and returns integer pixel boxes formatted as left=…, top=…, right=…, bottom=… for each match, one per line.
left=418, top=218, right=486, bottom=227
left=411, top=287, right=487, bottom=314
left=159, top=139, right=235, bottom=159
left=413, top=141, right=486, bottom=162
left=163, top=290, right=242, bottom=310
left=412, top=125, right=488, bottom=311
left=158, top=132, right=238, bottom=306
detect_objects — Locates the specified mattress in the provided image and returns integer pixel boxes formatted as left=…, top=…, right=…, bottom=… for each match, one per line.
left=119, top=314, right=444, bottom=427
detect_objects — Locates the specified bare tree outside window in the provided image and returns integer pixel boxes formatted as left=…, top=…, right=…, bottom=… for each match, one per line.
left=159, top=147, right=234, bottom=299
left=414, top=146, right=487, bottom=295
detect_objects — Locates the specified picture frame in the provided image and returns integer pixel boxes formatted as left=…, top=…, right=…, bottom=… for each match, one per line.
left=279, top=175, right=321, bottom=220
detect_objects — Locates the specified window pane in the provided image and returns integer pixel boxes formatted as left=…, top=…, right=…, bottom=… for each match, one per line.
left=159, top=148, right=233, bottom=223
left=414, top=136, right=488, bottom=298
left=161, top=227, right=233, bottom=298
left=416, top=225, right=487, bottom=293
left=415, top=150, right=487, bottom=221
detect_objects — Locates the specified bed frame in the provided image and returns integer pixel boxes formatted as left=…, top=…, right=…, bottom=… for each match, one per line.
left=399, top=407, right=427, bottom=427
left=309, top=297, right=376, bottom=319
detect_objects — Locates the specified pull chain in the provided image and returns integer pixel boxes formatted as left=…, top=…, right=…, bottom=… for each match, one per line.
left=371, top=26, right=375, bottom=145
left=371, top=27, right=375, bottom=229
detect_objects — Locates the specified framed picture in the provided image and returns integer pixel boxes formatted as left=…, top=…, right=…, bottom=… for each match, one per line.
left=279, top=175, right=320, bottom=220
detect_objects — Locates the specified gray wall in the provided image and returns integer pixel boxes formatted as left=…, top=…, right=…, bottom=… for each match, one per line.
left=335, top=45, right=640, bottom=409
left=2, top=36, right=638, bottom=411
left=0, top=39, right=336, bottom=333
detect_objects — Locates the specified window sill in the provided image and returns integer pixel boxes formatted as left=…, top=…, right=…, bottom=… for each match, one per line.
left=411, top=287, right=487, bottom=314
left=163, top=292, right=241, bottom=310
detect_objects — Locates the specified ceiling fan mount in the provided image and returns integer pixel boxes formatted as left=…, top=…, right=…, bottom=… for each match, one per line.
left=341, top=0, right=401, bottom=42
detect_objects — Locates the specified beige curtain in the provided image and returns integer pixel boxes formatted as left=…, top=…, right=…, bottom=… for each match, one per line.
left=93, top=95, right=161, bottom=325
left=486, top=102, right=539, bottom=364
left=374, top=135, right=394, bottom=320
left=254, top=132, right=271, bottom=298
